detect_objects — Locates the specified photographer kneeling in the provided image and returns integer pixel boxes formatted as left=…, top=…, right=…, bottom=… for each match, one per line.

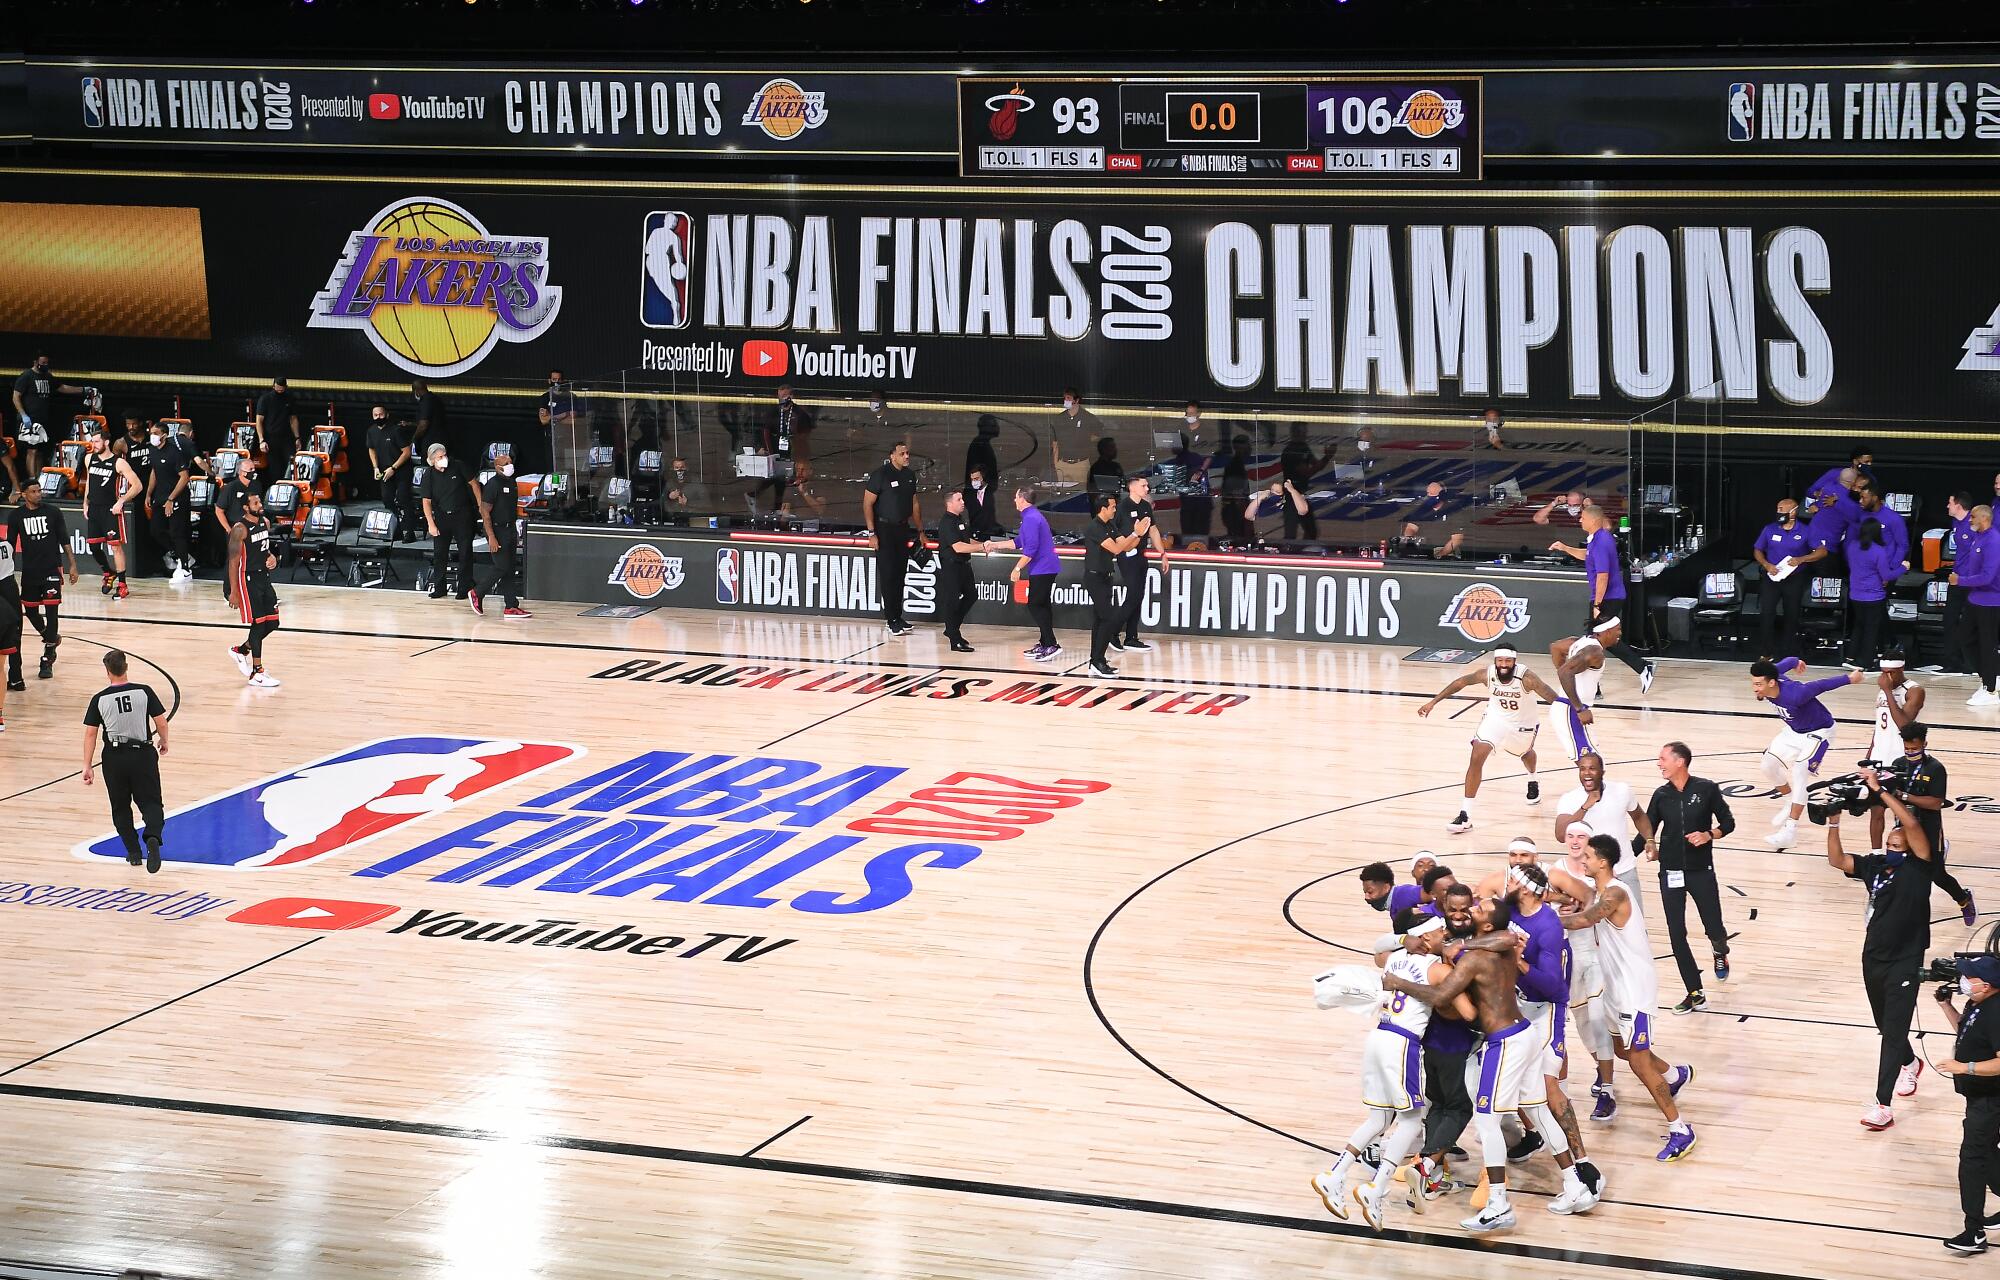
left=1937, top=954, right=2000, bottom=1255
left=1822, top=766, right=1933, bottom=1132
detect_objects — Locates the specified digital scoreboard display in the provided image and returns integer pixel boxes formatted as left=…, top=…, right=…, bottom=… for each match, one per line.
left=960, top=76, right=1481, bottom=179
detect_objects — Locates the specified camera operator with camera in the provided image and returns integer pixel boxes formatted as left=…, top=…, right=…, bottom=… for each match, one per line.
left=1866, top=720, right=1976, bottom=926
left=1822, top=766, right=1934, bottom=1133
left=1936, top=954, right=2000, bottom=1255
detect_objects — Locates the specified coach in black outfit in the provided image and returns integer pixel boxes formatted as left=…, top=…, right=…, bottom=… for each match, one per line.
left=1084, top=491, right=1143, bottom=678
left=81, top=648, right=169, bottom=873
left=1938, top=954, right=2000, bottom=1254
left=368, top=406, right=415, bottom=538
left=863, top=441, right=921, bottom=636
left=935, top=489, right=985, bottom=653
left=418, top=441, right=476, bottom=599
left=470, top=446, right=528, bottom=619
left=1645, top=741, right=1736, bottom=1013
left=1114, top=474, right=1168, bottom=653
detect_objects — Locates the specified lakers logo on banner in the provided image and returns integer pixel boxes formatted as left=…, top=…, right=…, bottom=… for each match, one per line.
left=308, top=196, right=563, bottom=377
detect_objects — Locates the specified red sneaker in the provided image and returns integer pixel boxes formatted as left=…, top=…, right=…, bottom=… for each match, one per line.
left=468, top=589, right=484, bottom=616
left=115, top=580, right=129, bottom=599
left=503, top=607, right=533, bottom=620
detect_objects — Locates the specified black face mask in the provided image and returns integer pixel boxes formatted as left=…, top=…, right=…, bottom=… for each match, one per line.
left=1367, top=894, right=1389, bottom=913
left=1777, top=511, right=1794, bottom=524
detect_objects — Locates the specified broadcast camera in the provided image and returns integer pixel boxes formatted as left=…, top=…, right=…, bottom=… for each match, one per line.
left=1803, top=756, right=1918, bottom=825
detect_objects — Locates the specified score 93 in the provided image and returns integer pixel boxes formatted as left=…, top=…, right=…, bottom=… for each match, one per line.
left=1052, top=96, right=1102, bottom=135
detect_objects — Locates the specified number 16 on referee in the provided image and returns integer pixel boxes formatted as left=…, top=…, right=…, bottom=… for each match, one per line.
left=80, top=648, right=169, bottom=873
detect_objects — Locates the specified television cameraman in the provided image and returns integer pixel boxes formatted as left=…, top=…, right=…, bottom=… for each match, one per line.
left=1936, top=953, right=2000, bottom=1255
left=1822, top=765, right=1933, bottom=1133
left=1867, top=721, right=1975, bottom=925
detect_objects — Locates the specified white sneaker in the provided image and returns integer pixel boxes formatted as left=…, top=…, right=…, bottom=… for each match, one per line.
left=1639, top=663, right=1656, bottom=694
left=170, top=567, right=193, bottom=583
left=1311, top=1170, right=1350, bottom=1220
left=228, top=646, right=253, bottom=678
left=1461, top=1202, right=1516, bottom=1234
left=1446, top=811, right=1473, bottom=833
left=1353, top=1182, right=1386, bottom=1231
left=1970, top=689, right=2000, bottom=707
left=1896, top=1056, right=1924, bottom=1098
left=1766, top=821, right=1798, bottom=850
left=1548, top=1184, right=1594, bottom=1215
left=247, top=671, right=282, bottom=688
left=1860, top=1102, right=1894, bottom=1131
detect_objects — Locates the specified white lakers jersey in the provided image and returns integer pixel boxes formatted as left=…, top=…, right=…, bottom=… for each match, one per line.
left=1564, top=636, right=1604, bottom=708
left=1485, top=670, right=1534, bottom=728
left=1593, top=880, right=1657, bottom=1016
left=1379, top=948, right=1436, bottom=1037
left=1870, top=683, right=1914, bottom=765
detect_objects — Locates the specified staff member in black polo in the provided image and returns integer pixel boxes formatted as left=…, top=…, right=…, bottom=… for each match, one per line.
left=80, top=648, right=169, bottom=873
left=254, top=376, right=298, bottom=483
left=149, top=418, right=195, bottom=581
left=1939, top=954, right=2000, bottom=1255
left=368, top=406, right=415, bottom=540
left=417, top=441, right=476, bottom=600
left=1645, top=741, right=1737, bottom=1014
left=214, top=457, right=259, bottom=535
left=863, top=441, right=921, bottom=637
left=1877, top=721, right=1975, bottom=921
left=411, top=379, right=445, bottom=458
left=1113, top=474, right=1168, bottom=655
left=935, top=489, right=985, bottom=653
left=1826, top=769, right=1934, bottom=1134
left=1085, top=491, right=1144, bottom=679
left=470, top=446, right=530, bottom=621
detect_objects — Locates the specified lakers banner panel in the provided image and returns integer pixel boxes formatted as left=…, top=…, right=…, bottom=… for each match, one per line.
left=20, top=170, right=2000, bottom=429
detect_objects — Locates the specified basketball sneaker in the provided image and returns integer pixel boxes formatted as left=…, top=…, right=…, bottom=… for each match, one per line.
left=1639, top=663, right=1657, bottom=694
left=1506, top=1131, right=1543, bottom=1163
left=1945, top=1230, right=1988, bottom=1255
left=1123, top=638, right=1154, bottom=652
left=1446, top=811, right=1473, bottom=833
left=1548, top=1184, right=1595, bottom=1215
left=1860, top=1103, right=1894, bottom=1130
left=1766, top=820, right=1798, bottom=850
left=1896, top=1057, right=1923, bottom=1097
left=1088, top=660, right=1117, bottom=678
left=101, top=572, right=114, bottom=595
left=468, top=589, right=485, bottom=615
left=1525, top=780, right=1540, bottom=805
left=1107, top=637, right=1125, bottom=652
left=1311, top=1170, right=1351, bottom=1220
left=115, top=579, right=128, bottom=599
left=228, top=645, right=253, bottom=678
left=37, top=650, right=54, bottom=679
left=248, top=671, right=282, bottom=688
left=6, top=675, right=22, bottom=692
left=1656, top=1125, right=1697, bottom=1160
left=504, top=607, right=532, bottom=620
left=1964, top=893, right=1980, bottom=927
left=1671, top=990, right=1706, bottom=1015
left=1668, top=1064, right=1695, bottom=1097
left=1461, top=1202, right=1516, bottom=1234
left=1590, top=1084, right=1618, bottom=1122
left=1352, top=1182, right=1386, bottom=1231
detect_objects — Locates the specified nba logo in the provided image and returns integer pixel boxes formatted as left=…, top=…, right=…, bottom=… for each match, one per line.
left=1727, top=83, right=1755, bottom=141
left=716, top=547, right=740, bottom=604
left=80, top=77, right=105, bottom=129
left=74, top=737, right=582, bottom=870
left=641, top=211, right=694, bottom=330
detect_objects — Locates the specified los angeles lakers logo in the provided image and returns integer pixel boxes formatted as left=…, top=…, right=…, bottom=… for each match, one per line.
left=741, top=78, right=828, bottom=141
left=1393, top=90, right=1465, bottom=139
left=309, top=196, right=562, bottom=377
left=1438, top=583, right=1530, bottom=643
left=607, top=545, right=685, bottom=599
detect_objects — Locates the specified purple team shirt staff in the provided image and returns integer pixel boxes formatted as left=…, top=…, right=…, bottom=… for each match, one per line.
left=1847, top=532, right=1903, bottom=604
left=1584, top=525, right=1625, bottom=602
left=1016, top=503, right=1059, bottom=577
left=1388, top=881, right=1439, bottom=918
left=1867, top=499, right=1910, bottom=568
left=1770, top=656, right=1846, bottom=733
left=1805, top=477, right=1858, bottom=554
left=1754, top=517, right=1816, bottom=571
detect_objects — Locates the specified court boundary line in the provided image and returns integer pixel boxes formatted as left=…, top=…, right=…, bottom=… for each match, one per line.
left=0, top=1081, right=1846, bottom=1280
left=0, top=939, right=320, bottom=1081
left=62, top=613, right=2000, bottom=737
left=0, top=636, right=184, bottom=805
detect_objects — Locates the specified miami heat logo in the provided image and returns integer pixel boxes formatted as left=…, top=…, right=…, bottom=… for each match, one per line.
left=1438, top=583, right=1530, bottom=643
left=985, top=85, right=1036, bottom=141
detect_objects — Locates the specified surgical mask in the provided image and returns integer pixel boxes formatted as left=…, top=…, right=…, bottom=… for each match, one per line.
left=1356, top=439, right=1371, bottom=452
left=148, top=433, right=162, bottom=446
left=1963, top=977, right=1976, bottom=996
left=500, top=464, right=515, bottom=478
left=869, top=400, right=884, bottom=413
left=1367, top=894, right=1389, bottom=913
left=1565, top=504, right=1582, bottom=516
left=1063, top=398, right=1077, bottom=412
left=432, top=457, right=448, bottom=470
left=1185, top=413, right=1198, bottom=425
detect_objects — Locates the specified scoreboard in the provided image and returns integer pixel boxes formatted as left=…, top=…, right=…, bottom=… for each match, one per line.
left=959, top=76, right=1482, bottom=179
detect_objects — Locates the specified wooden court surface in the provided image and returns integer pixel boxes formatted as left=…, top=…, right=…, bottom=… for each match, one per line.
left=0, top=581, right=1992, bottom=1279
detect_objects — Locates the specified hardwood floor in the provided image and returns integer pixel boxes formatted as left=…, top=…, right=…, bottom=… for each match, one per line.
left=0, top=579, right=1989, bottom=1278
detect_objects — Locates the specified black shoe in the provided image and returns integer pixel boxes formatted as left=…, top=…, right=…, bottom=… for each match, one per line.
left=37, top=657, right=54, bottom=680
left=5, top=676, right=22, bottom=692
left=1123, top=637, right=1154, bottom=652
left=1107, top=637, right=1126, bottom=652
left=1089, top=660, right=1118, bottom=678
left=125, top=847, right=142, bottom=867
left=949, top=639, right=975, bottom=653
left=1671, top=990, right=1707, bottom=1015
left=1525, top=780, right=1541, bottom=805
left=144, top=838, right=162, bottom=874
left=1945, top=1230, right=1988, bottom=1255
left=1506, top=1130, right=1544, bottom=1163
left=428, top=590, right=447, bottom=599
left=1984, top=1210, right=2000, bottom=1229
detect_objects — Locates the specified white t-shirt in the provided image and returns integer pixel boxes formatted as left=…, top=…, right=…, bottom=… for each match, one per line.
left=1558, top=779, right=1637, bottom=845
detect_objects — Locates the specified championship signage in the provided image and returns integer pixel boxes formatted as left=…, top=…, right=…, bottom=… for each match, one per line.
left=21, top=167, right=2000, bottom=430
left=958, top=76, right=1482, bottom=179
left=525, top=527, right=1581, bottom=651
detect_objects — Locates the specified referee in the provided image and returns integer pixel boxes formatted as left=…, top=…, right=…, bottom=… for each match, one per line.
left=1645, top=741, right=1737, bottom=1014
left=81, top=649, right=168, bottom=873
left=1939, top=954, right=2000, bottom=1255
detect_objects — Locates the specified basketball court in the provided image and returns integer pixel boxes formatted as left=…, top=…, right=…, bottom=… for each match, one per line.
left=0, top=584, right=1986, bottom=1279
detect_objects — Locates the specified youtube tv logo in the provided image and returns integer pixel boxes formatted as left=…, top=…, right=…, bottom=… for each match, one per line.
left=228, top=897, right=399, bottom=931
left=741, top=339, right=789, bottom=377
left=368, top=93, right=402, bottom=121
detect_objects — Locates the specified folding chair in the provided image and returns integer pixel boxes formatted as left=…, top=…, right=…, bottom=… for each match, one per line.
left=355, top=507, right=402, bottom=586
left=292, top=503, right=344, bottom=582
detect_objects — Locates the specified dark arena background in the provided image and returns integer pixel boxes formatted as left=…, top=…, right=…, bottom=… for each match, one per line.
left=4, top=2, right=2000, bottom=1277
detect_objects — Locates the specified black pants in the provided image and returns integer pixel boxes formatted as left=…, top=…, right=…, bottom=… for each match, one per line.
left=1861, top=949, right=1922, bottom=1106
left=150, top=497, right=193, bottom=569
left=1961, top=1095, right=2000, bottom=1233
left=101, top=744, right=164, bottom=857
left=1027, top=574, right=1057, bottom=647
left=876, top=522, right=916, bottom=627
left=431, top=515, right=475, bottom=596
left=1589, top=596, right=1649, bottom=672
left=1757, top=571, right=1810, bottom=659
left=1975, top=603, right=2000, bottom=693
left=1281, top=499, right=1319, bottom=541
left=1942, top=583, right=1976, bottom=673
left=1658, top=865, right=1729, bottom=994
left=383, top=471, right=416, bottom=538
left=1933, top=837, right=1972, bottom=907
left=939, top=560, right=975, bottom=640
left=1180, top=496, right=1212, bottom=543
left=1220, top=495, right=1252, bottom=544
left=1422, top=1047, right=1473, bottom=1155
left=1118, top=557, right=1147, bottom=643
left=1088, top=572, right=1123, bottom=664
left=1849, top=598, right=1888, bottom=667
left=477, top=535, right=520, bottom=608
